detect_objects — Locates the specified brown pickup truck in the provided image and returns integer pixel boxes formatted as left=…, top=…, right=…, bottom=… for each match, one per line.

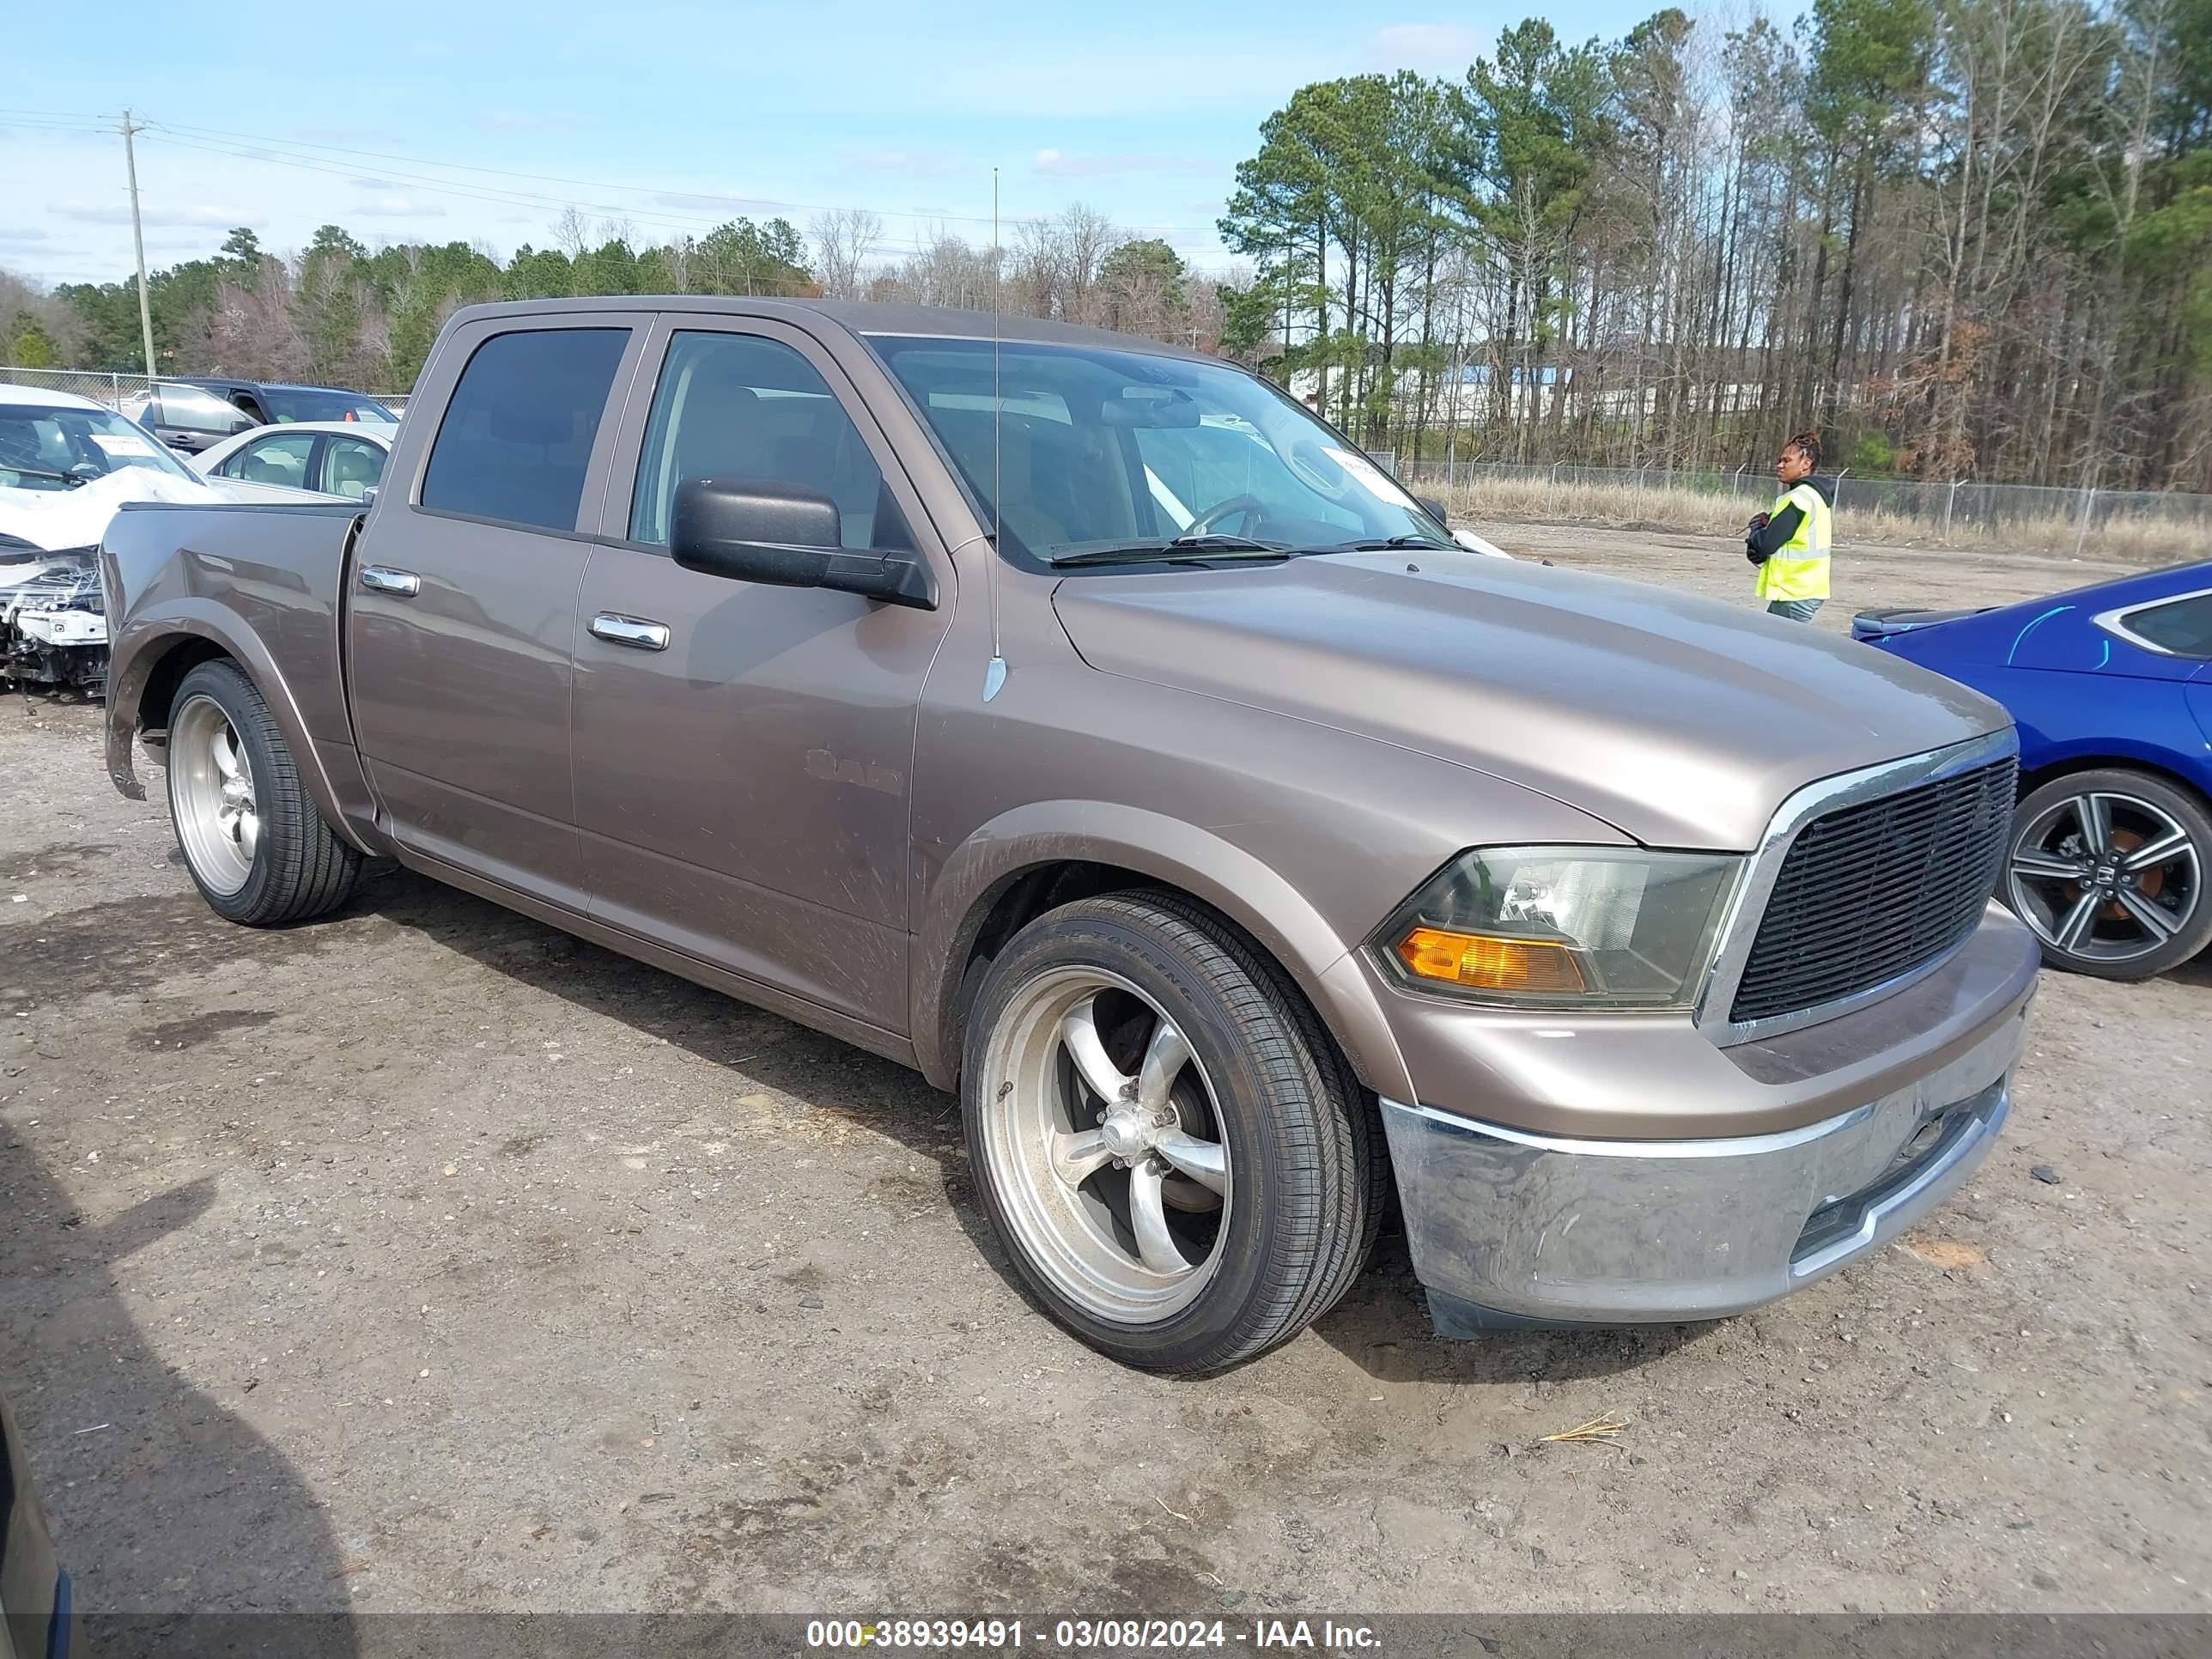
left=100, top=298, right=2039, bottom=1374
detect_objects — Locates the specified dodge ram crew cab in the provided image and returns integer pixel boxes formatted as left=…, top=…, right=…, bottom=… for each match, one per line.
left=100, top=298, right=2040, bottom=1374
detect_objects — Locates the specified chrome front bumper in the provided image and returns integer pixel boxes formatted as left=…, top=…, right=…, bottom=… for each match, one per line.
left=1378, top=995, right=2029, bottom=1332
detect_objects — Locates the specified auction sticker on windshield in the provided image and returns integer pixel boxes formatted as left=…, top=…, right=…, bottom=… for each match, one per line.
left=1322, top=446, right=1412, bottom=504
left=91, top=432, right=161, bottom=457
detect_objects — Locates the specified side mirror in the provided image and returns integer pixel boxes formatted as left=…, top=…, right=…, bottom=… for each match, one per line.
left=670, top=477, right=936, bottom=610
left=1415, top=494, right=1451, bottom=526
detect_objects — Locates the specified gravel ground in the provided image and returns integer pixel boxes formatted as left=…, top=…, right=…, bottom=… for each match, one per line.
left=1, top=526, right=2205, bottom=1618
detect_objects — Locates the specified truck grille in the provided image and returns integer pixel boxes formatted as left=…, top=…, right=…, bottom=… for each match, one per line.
left=1730, top=756, right=2017, bottom=1024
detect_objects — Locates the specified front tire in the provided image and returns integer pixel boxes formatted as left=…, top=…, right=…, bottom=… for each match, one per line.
left=167, top=659, right=363, bottom=926
left=963, top=892, right=1380, bottom=1374
left=2000, top=767, right=2210, bottom=980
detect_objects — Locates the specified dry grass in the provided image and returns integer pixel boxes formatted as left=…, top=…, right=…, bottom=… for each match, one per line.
left=1432, top=477, right=2205, bottom=564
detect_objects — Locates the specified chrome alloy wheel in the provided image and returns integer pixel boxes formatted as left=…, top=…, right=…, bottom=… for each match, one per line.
left=2006, top=788, right=2201, bottom=966
left=171, top=693, right=260, bottom=896
left=977, top=967, right=1232, bottom=1323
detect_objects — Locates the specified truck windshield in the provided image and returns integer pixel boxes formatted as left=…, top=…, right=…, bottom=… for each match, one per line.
left=0, top=402, right=201, bottom=491
left=867, top=335, right=1437, bottom=566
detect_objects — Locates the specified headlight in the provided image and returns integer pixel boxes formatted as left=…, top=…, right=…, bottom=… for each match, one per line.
left=1377, top=846, right=1741, bottom=1009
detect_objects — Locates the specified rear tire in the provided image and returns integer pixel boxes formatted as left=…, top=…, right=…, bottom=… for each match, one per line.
left=2000, top=767, right=2210, bottom=981
left=963, top=891, right=1380, bottom=1374
left=167, top=659, right=363, bottom=926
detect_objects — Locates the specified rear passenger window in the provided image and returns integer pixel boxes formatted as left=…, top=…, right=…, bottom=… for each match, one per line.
left=422, top=328, right=628, bottom=532
left=629, top=331, right=911, bottom=551
left=2123, top=594, right=2212, bottom=659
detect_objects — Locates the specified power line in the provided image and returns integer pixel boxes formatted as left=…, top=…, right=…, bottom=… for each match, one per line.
left=0, top=107, right=1207, bottom=236
left=141, top=130, right=750, bottom=238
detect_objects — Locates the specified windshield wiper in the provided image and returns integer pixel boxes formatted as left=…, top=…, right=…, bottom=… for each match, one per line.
left=1325, top=534, right=1453, bottom=551
left=1, top=465, right=86, bottom=489
left=1049, top=534, right=1292, bottom=568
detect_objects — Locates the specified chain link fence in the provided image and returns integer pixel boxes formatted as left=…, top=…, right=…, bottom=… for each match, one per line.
left=0, top=366, right=156, bottom=411
left=1400, top=459, right=2212, bottom=562
left=3, top=365, right=415, bottom=418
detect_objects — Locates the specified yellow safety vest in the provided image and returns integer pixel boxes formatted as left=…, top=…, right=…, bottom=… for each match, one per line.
left=1755, top=481, right=1832, bottom=600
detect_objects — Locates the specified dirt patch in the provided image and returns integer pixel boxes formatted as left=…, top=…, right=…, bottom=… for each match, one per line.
left=135, top=1008, right=281, bottom=1050
left=1, top=531, right=2206, bottom=1619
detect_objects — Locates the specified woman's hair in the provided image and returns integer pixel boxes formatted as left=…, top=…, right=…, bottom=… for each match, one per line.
left=1785, top=429, right=1822, bottom=470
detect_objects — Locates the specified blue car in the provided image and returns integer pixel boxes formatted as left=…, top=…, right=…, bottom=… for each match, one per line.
left=1853, top=560, right=2212, bottom=981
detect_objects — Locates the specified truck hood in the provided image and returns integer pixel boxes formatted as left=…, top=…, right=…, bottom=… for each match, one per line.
left=0, top=467, right=226, bottom=553
left=1050, top=550, right=2009, bottom=849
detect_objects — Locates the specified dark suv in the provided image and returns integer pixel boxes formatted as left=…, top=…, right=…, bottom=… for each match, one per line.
left=125, top=379, right=397, bottom=453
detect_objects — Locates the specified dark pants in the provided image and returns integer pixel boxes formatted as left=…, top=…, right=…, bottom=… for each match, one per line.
left=1766, top=598, right=1824, bottom=623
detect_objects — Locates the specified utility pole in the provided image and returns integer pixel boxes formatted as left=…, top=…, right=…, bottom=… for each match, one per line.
left=121, top=109, right=156, bottom=381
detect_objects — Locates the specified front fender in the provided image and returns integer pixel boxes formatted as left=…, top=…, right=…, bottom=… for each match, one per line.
left=910, top=799, right=1414, bottom=1101
left=105, top=602, right=377, bottom=854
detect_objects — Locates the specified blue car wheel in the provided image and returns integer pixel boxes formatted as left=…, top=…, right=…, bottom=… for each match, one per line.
left=2002, top=767, right=2212, bottom=980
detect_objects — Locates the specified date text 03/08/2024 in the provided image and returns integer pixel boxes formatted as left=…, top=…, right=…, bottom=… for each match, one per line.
left=804, top=1620, right=1384, bottom=1650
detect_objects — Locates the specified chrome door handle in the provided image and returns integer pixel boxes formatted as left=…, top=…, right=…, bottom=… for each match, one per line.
left=589, top=612, right=671, bottom=651
left=359, top=565, right=420, bottom=597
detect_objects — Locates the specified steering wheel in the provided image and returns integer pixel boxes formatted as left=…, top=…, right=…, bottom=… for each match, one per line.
left=1183, top=493, right=1273, bottom=539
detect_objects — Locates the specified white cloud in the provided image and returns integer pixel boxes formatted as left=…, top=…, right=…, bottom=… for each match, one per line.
left=841, top=148, right=960, bottom=180
left=478, top=110, right=586, bottom=134
left=50, top=202, right=252, bottom=229
left=649, top=190, right=790, bottom=216
left=1033, top=149, right=1207, bottom=179
left=1368, top=22, right=1487, bottom=70
left=351, top=196, right=448, bottom=220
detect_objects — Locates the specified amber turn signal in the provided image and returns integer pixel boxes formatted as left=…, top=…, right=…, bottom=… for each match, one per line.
left=1394, top=927, right=1588, bottom=994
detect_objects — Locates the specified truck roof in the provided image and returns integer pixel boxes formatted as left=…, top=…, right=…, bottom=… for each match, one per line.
left=442, top=296, right=1217, bottom=362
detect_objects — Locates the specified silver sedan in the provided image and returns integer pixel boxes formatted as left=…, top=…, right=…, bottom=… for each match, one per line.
left=186, top=420, right=394, bottom=502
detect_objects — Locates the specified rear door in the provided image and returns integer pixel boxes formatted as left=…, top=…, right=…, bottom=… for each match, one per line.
left=318, top=432, right=388, bottom=501
left=568, top=316, right=953, bottom=1031
left=346, top=314, right=649, bottom=911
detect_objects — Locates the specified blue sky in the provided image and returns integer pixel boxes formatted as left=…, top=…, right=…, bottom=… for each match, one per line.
left=6, top=2, right=1661, bottom=287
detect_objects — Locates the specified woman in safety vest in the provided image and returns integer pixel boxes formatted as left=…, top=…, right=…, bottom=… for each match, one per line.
left=1743, top=429, right=1833, bottom=623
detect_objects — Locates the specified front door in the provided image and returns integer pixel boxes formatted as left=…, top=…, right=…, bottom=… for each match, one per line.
left=346, top=317, right=645, bottom=911
left=569, top=319, right=954, bottom=1034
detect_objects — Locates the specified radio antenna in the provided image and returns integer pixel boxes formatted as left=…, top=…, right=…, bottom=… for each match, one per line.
left=983, top=164, right=1007, bottom=702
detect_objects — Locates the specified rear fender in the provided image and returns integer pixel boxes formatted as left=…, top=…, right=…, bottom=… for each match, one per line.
left=106, top=603, right=381, bottom=855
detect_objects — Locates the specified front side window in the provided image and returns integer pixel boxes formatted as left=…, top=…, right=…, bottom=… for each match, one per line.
left=218, top=431, right=317, bottom=488
left=420, top=328, right=628, bottom=532
left=156, top=384, right=253, bottom=436
left=868, top=335, right=1432, bottom=565
left=629, top=331, right=906, bottom=551
left=320, top=435, right=387, bottom=500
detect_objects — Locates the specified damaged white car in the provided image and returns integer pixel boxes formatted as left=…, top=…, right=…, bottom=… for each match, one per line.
left=0, top=382, right=236, bottom=692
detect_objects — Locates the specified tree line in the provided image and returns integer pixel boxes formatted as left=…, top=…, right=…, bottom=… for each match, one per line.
left=1219, top=0, right=2211, bottom=490
left=2, top=204, right=1231, bottom=400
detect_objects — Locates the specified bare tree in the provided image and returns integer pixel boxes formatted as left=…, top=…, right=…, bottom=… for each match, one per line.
left=809, top=208, right=883, bottom=300
left=552, top=206, right=592, bottom=260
